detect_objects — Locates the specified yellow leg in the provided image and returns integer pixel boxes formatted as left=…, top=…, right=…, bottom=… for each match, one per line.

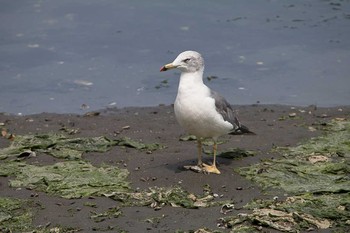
left=203, top=141, right=221, bottom=174
left=197, top=140, right=203, bottom=166
left=213, top=142, right=217, bottom=165
left=184, top=139, right=221, bottom=174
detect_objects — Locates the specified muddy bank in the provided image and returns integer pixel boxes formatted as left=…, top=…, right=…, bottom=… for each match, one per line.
left=0, top=104, right=349, bottom=232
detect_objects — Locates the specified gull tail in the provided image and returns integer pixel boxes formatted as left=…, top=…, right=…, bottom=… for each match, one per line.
left=230, top=124, right=256, bottom=135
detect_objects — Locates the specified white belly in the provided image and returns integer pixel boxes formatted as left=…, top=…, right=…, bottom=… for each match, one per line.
left=174, top=94, right=233, bottom=139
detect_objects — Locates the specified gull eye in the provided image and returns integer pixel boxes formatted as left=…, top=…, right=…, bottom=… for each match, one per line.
left=183, top=58, right=191, bottom=63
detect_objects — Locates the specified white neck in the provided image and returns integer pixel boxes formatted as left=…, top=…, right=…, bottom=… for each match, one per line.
left=178, top=69, right=205, bottom=94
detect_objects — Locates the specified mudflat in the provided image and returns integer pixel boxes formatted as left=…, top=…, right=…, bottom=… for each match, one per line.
left=0, top=104, right=349, bottom=232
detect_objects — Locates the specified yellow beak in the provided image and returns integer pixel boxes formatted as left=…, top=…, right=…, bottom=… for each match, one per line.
left=160, top=63, right=177, bottom=72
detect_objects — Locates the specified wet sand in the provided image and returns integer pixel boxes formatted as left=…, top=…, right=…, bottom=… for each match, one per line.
left=0, top=104, right=349, bottom=232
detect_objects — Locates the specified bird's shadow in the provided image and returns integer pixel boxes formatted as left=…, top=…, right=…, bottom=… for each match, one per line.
left=217, top=148, right=256, bottom=161
left=167, top=148, right=255, bottom=173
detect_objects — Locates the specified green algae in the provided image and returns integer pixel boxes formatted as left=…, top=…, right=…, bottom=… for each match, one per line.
left=237, top=118, right=350, bottom=194
left=245, top=193, right=350, bottom=227
left=234, top=118, right=350, bottom=232
left=0, top=198, right=79, bottom=232
left=0, top=197, right=35, bottom=232
left=0, top=132, right=221, bottom=210
left=0, top=132, right=227, bottom=232
left=237, top=159, right=349, bottom=194
left=0, top=161, right=130, bottom=199
left=0, top=134, right=130, bottom=198
left=0, top=132, right=221, bottom=211
left=278, top=119, right=350, bottom=158
left=0, top=134, right=116, bottom=160
left=219, top=207, right=331, bottom=233
left=115, top=136, right=166, bottom=151
left=0, top=133, right=165, bottom=160
left=105, top=185, right=231, bottom=209
left=221, top=192, right=350, bottom=232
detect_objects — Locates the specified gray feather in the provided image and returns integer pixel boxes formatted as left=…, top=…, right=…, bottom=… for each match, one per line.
left=210, top=91, right=240, bottom=130
left=210, top=90, right=255, bottom=135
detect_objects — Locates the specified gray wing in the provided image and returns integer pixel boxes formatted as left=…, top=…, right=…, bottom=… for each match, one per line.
left=210, top=90, right=254, bottom=134
left=210, top=90, right=240, bottom=130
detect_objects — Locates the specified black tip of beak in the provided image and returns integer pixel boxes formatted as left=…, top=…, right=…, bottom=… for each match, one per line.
left=160, top=66, right=167, bottom=72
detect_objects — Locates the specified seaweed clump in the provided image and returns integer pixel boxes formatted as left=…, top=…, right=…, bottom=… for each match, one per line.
left=0, top=161, right=130, bottom=199
left=232, top=118, right=350, bottom=231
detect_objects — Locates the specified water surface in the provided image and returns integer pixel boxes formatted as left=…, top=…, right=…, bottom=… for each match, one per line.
left=0, top=0, right=349, bottom=114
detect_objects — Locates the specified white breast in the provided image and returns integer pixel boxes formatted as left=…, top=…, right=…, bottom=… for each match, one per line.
left=174, top=82, right=233, bottom=139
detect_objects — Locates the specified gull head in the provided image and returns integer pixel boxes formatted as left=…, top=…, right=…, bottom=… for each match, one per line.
left=160, top=51, right=204, bottom=73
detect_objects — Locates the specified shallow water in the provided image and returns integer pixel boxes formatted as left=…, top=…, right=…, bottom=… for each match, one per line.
left=0, top=0, right=349, bottom=114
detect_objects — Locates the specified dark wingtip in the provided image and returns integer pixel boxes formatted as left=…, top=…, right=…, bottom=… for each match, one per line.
left=230, top=124, right=256, bottom=135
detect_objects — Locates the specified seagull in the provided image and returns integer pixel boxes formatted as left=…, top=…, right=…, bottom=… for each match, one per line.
left=160, top=51, right=254, bottom=174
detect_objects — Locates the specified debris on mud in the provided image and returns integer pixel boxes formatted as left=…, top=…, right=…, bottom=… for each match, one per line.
left=105, top=185, right=231, bottom=209
left=233, top=118, right=350, bottom=232
left=0, top=133, right=165, bottom=160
